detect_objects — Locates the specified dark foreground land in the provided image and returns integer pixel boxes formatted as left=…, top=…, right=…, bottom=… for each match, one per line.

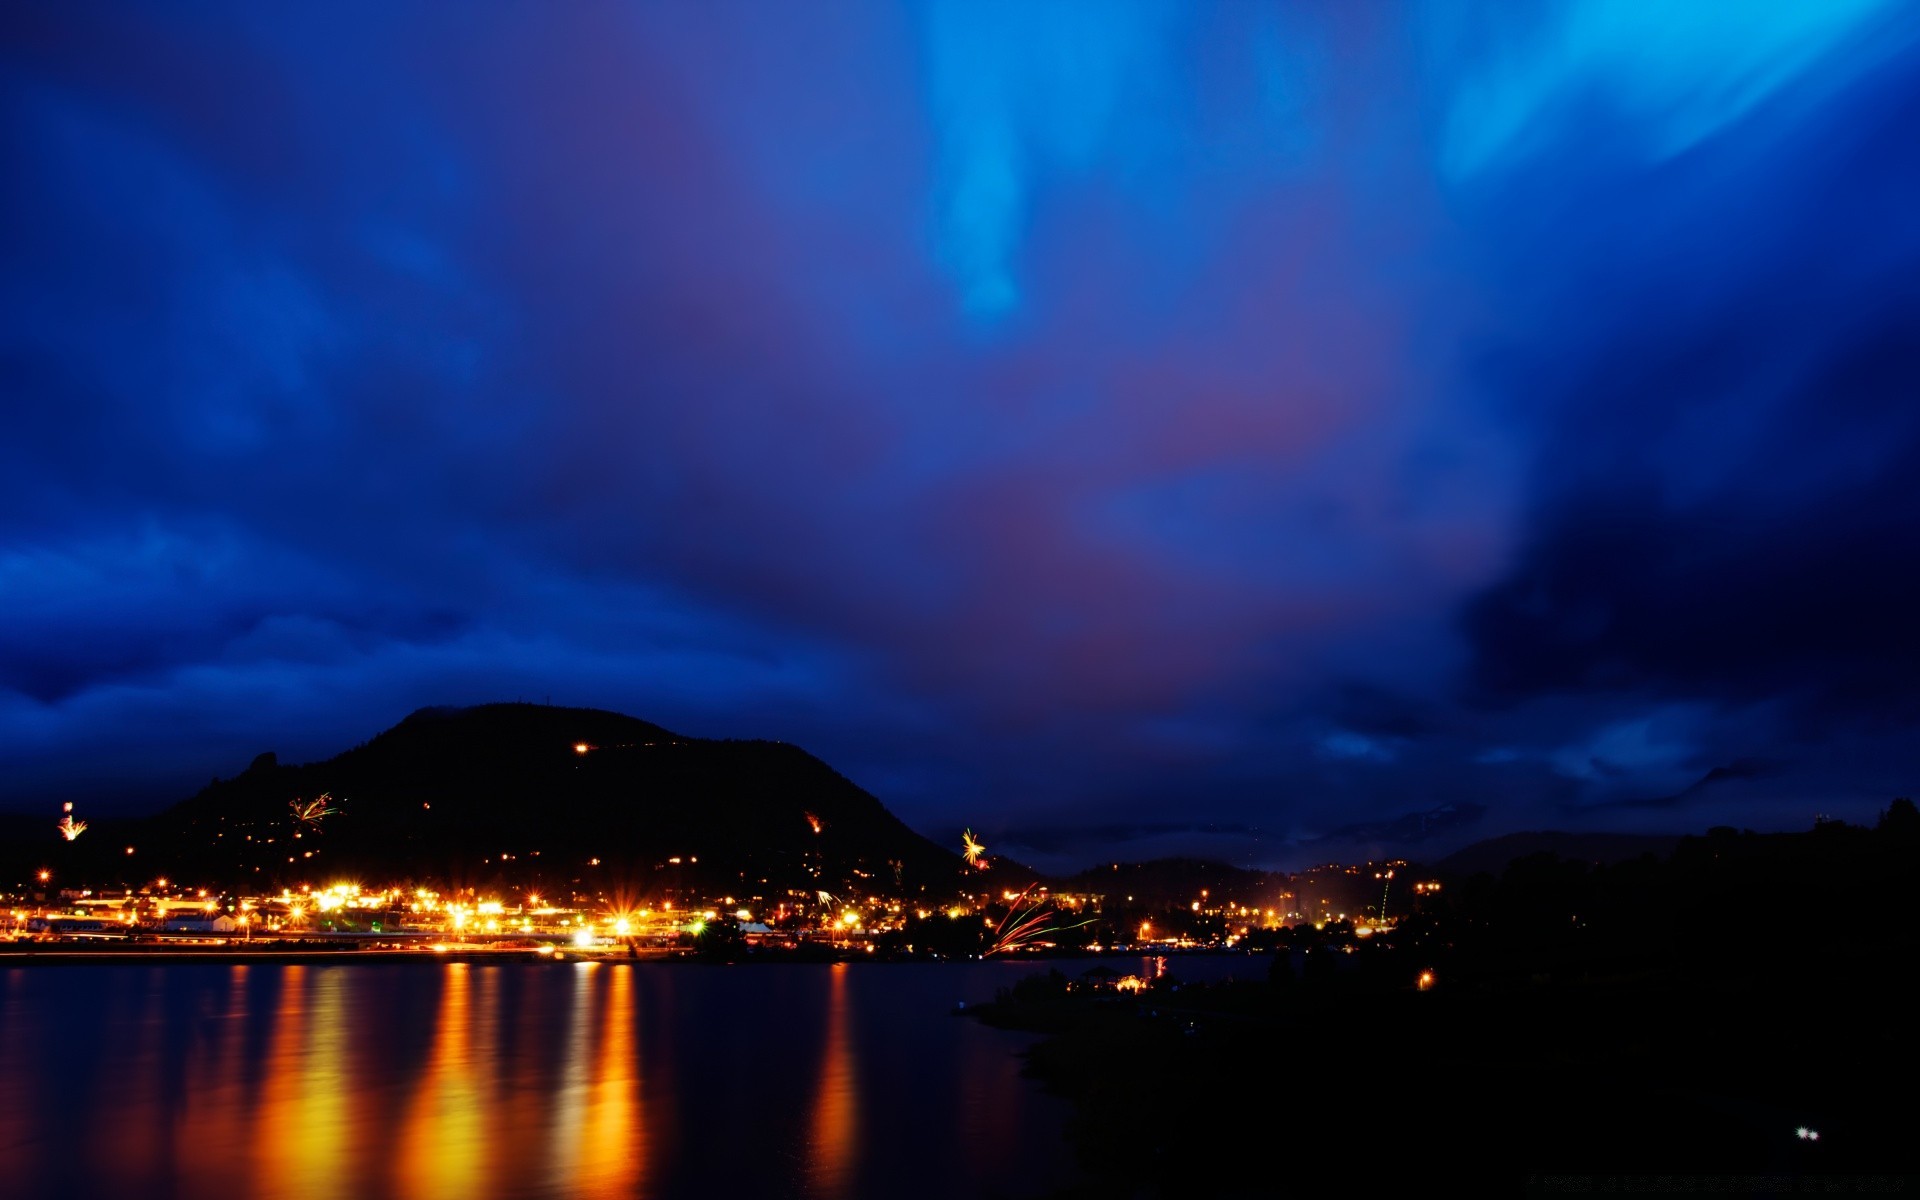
left=979, top=812, right=1920, bottom=1197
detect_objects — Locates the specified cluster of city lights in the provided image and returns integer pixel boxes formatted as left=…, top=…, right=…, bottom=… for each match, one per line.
left=14, top=789, right=1420, bottom=957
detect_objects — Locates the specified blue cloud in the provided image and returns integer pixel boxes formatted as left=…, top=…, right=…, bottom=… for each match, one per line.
left=3, top=3, right=1918, bottom=864
left=1434, top=0, right=1910, bottom=179
left=1318, top=731, right=1400, bottom=765
left=920, top=0, right=1176, bottom=317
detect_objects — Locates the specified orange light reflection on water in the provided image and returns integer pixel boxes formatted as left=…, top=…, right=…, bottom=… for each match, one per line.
left=808, top=963, right=860, bottom=1195
left=548, top=963, right=650, bottom=1196
left=580, top=964, right=646, bottom=1195
left=250, top=966, right=357, bottom=1199
left=396, top=963, right=489, bottom=1198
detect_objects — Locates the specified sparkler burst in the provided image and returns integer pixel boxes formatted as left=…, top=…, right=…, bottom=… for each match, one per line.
left=961, top=829, right=987, bottom=869
left=983, top=883, right=1095, bottom=956
left=56, top=806, right=86, bottom=841
left=289, top=793, right=342, bottom=831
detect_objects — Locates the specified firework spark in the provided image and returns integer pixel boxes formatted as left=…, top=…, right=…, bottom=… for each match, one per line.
left=983, top=883, right=1095, bottom=956
left=56, top=812, right=86, bottom=841
left=289, top=793, right=342, bottom=831
left=961, top=829, right=987, bottom=869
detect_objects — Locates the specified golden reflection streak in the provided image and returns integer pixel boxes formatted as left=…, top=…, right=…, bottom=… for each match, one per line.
left=395, top=963, right=489, bottom=1199
left=807, top=963, right=859, bottom=1196
left=245, top=967, right=352, bottom=1200
left=578, top=964, right=645, bottom=1197
left=287, top=969, right=352, bottom=1197
left=251, top=965, right=310, bottom=1198
left=548, top=964, right=595, bottom=1183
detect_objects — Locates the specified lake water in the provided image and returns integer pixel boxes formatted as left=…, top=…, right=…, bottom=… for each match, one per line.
left=0, top=955, right=1264, bottom=1199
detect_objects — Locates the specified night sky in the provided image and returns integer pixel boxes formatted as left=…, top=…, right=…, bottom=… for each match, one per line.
left=5, top=3, right=1919, bottom=871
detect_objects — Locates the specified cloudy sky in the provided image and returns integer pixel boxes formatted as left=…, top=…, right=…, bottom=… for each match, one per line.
left=4, top=2, right=1918, bottom=870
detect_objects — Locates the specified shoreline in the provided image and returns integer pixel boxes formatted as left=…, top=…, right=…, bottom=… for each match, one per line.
left=0, top=942, right=1258, bottom=968
left=0, top=945, right=668, bottom=966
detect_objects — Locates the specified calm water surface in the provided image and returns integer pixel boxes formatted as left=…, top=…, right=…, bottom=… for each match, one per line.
left=0, top=956, right=1261, bottom=1199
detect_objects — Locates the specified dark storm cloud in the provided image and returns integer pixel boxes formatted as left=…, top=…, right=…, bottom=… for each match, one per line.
left=1455, top=10, right=1920, bottom=795
left=3, top=2, right=1919, bottom=865
left=1466, top=317, right=1920, bottom=719
left=1603, top=760, right=1783, bottom=813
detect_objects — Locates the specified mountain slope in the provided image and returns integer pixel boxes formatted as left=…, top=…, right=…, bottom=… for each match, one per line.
left=20, top=704, right=965, bottom=900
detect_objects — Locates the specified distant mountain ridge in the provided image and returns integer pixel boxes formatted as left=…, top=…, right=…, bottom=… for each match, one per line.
left=1063, top=857, right=1288, bottom=909
left=1436, top=830, right=1682, bottom=877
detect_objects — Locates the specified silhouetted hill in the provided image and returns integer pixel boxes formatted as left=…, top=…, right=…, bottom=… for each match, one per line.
left=1436, top=830, right=1681, bottom=877
left=1062, top=858, right=1286, bottom=909
left=4, top=703, right=965, bottom=899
